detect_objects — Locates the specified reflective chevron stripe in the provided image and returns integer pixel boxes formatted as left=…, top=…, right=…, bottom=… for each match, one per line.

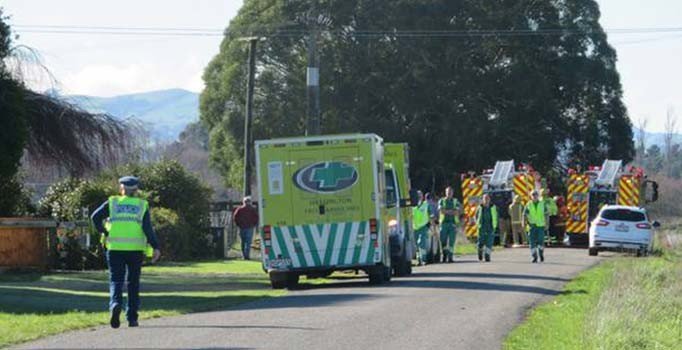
left=264, top=221, right=378, bottom=269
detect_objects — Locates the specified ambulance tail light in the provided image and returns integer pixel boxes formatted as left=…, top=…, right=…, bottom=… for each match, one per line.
left=263, top=226, right=272, bottom=255
left=370, top=219, right=379, bottom=247
left=369, top=218, right=378, bottom=234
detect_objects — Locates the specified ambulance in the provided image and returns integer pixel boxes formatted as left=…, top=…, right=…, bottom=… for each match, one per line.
left=255, top=134, right=393, bottom=288
left=384, top=143, right=414, bottom=276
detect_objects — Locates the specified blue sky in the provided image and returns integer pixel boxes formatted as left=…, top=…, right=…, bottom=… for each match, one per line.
left=2, top=0, right=681, bottom=132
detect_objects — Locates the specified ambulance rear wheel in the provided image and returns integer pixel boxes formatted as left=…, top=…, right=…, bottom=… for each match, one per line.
left=369, top=266, right=390, bottom=285
left=286, top=274, right=300, bottom=288
left=270, top=277, right=287, bottom=289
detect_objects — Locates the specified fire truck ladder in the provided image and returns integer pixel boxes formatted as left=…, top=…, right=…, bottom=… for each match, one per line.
left=595, top=159, right=623, bottom=187
left=489, top=160, right=515, bottom=188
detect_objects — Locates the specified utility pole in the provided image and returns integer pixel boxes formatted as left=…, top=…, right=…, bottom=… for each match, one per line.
left=306, top=26, right=320, bottom=135
left=243, top=37, right=258, bottom=197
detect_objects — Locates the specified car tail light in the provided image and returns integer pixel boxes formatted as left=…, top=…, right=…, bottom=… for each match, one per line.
left=369, top=218, right=378, bottom=234
left=636, top=223, right=651, bottom=229
left=596, top=220, right=609, bottom=226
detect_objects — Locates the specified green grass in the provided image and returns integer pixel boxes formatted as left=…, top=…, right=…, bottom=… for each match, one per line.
left=504, top=223, right=682, bottom=350
left=0, top=260, right=286, bottom=348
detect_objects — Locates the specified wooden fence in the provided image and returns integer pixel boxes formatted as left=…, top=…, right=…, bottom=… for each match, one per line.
left=0, top=218, right=57, bottom=270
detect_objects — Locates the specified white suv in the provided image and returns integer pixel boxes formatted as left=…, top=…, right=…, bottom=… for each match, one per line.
left=588, top=205, right=660, bottom=256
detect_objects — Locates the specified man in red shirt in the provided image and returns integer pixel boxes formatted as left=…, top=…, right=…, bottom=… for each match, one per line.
left=233, top=196, right=259, bottom=260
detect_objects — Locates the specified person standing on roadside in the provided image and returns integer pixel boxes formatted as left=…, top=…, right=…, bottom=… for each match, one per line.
left=508, top=195, right=525, bottom=246
left=233, top=196, right=259, bottom=260
left=91, top=176, right=161, bottom=329
left=475, top=194, right=498, bottom=262
left=438, top=186, right=460, bottom=263
left=412, top=190, right=430, bottom=266
left=524, top=190, right=546, bottom=263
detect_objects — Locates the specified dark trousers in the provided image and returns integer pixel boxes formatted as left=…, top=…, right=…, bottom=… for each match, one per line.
left=239, top=227, right=254, bottom=259
left=107, top=250, right=143, bottom=322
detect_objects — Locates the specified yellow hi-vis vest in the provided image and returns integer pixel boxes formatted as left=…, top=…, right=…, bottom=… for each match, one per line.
left=106, top=196, right=149, bottom=251
left=476, top=205, right=498, bottom=230
left=412, top=201, right=429, bottom=230
left=438, top=197, right=461, bottom=225
left=525, top=201, right=546, bottom=228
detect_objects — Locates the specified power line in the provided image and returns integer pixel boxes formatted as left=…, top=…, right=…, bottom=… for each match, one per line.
left=12, top=25, right=682, bottom=38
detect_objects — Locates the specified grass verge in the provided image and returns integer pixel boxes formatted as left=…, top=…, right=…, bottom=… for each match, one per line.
left=0, top=260, right=286, bottom=348
left=504, top=222, right=682, bottom=350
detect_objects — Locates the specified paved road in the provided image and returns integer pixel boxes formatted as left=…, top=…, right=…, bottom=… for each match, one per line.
left=17, top=248, right=600, bottom=350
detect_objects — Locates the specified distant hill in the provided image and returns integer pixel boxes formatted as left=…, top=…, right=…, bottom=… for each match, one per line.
left=67, top=89, right=682, bottom=147
left=633, top=127, right=682, bottom=148
left=68, top=89, right=199, bottom=141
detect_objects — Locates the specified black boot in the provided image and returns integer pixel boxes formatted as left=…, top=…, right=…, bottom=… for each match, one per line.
left=531, top=251, right=538, bottom=263
left=485, top=254, right=491, bottom=262
left=478, top=249, right=483, bottom=261
left=540, top=249, right=544, bottom=262
left=110, top=304, right=121, bottom=329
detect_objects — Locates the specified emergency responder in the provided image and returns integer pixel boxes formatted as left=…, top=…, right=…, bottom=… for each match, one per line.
left=91, top=176, right=161, bottom=328
left=475, top=194, right=498, bottom=262
left=554, top=196, right=568, bottom=243
left=508, top=194, right=525, bottom=246
left=438, top=186, right=460, bottom=263
left=412, top=190, right=430, bottom=266
left=541, top=189, right=558, bottom=244
left=524, top=190, right=546, bottom=263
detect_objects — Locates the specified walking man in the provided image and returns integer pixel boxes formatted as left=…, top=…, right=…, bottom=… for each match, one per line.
left=475, top=194, right=498, bottom=262
left=524, top=190, right=546, bottom=263
left=438, top=186, right=460, bottom=263
left=233, top=196, right=259, bottom=260
left=412, top=190, right=430, bottom=266
left=508, top=195, right=525, bottom=246
left=92, top=176, right=161, bottom=328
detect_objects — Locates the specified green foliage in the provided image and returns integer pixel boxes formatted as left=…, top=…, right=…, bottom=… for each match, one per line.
left=0, top=173, right=33, bottom=216
left=39, top=160, right=215, bottom=264
left=201, top=0, right=634, bottom=190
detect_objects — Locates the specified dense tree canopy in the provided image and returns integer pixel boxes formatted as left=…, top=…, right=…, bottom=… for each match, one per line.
left=201, top=0, right=633, bottom=190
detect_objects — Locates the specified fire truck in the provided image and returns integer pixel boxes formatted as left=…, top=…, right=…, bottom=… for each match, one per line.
left=565, top=160, right=659, bottom=246
left=460, top=160, right=542, bottom=240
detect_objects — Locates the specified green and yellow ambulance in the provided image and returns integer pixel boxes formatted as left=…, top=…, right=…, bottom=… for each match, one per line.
left=384, top=143, right=414, bottom=276
left=255, top=134, right=393, bottom=288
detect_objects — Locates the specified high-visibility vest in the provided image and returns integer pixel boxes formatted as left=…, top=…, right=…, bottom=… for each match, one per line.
left=544, top=198, right=558, bottom=216
left=525, top=201, right=546, bottom=228
left=106, top=196, right=149, bottom=251
left=412, top=201, right=429, bottom=230
left=438, top=197, right=460, bottom=225
left=476, top=205, right=498, bottom=231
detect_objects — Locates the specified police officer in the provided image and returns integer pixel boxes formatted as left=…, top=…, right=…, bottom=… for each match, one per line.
left=91, top=176, right=161, bottom=328
left=412, top=190, right=430, bottom=266
left=524, top=190, right=546, bottom=263
left=475, top=194, right=498, bottom=262
left=438, top=186, right=460, bottom=263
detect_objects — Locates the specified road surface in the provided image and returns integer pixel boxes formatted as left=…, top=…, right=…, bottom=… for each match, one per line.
left=17, top=248, right=601, bottom=350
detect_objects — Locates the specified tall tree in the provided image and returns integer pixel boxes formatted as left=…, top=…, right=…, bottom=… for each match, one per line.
left=0, top=8, right=130, bottom=215
left=201, top=0, right=634, bottom=190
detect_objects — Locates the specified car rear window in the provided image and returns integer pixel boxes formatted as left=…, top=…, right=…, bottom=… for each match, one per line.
left=601, top=209, right=646, bottom=222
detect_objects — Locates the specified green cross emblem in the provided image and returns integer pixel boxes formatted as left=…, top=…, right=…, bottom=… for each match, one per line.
left=311, top=162, right=355, bottom=189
